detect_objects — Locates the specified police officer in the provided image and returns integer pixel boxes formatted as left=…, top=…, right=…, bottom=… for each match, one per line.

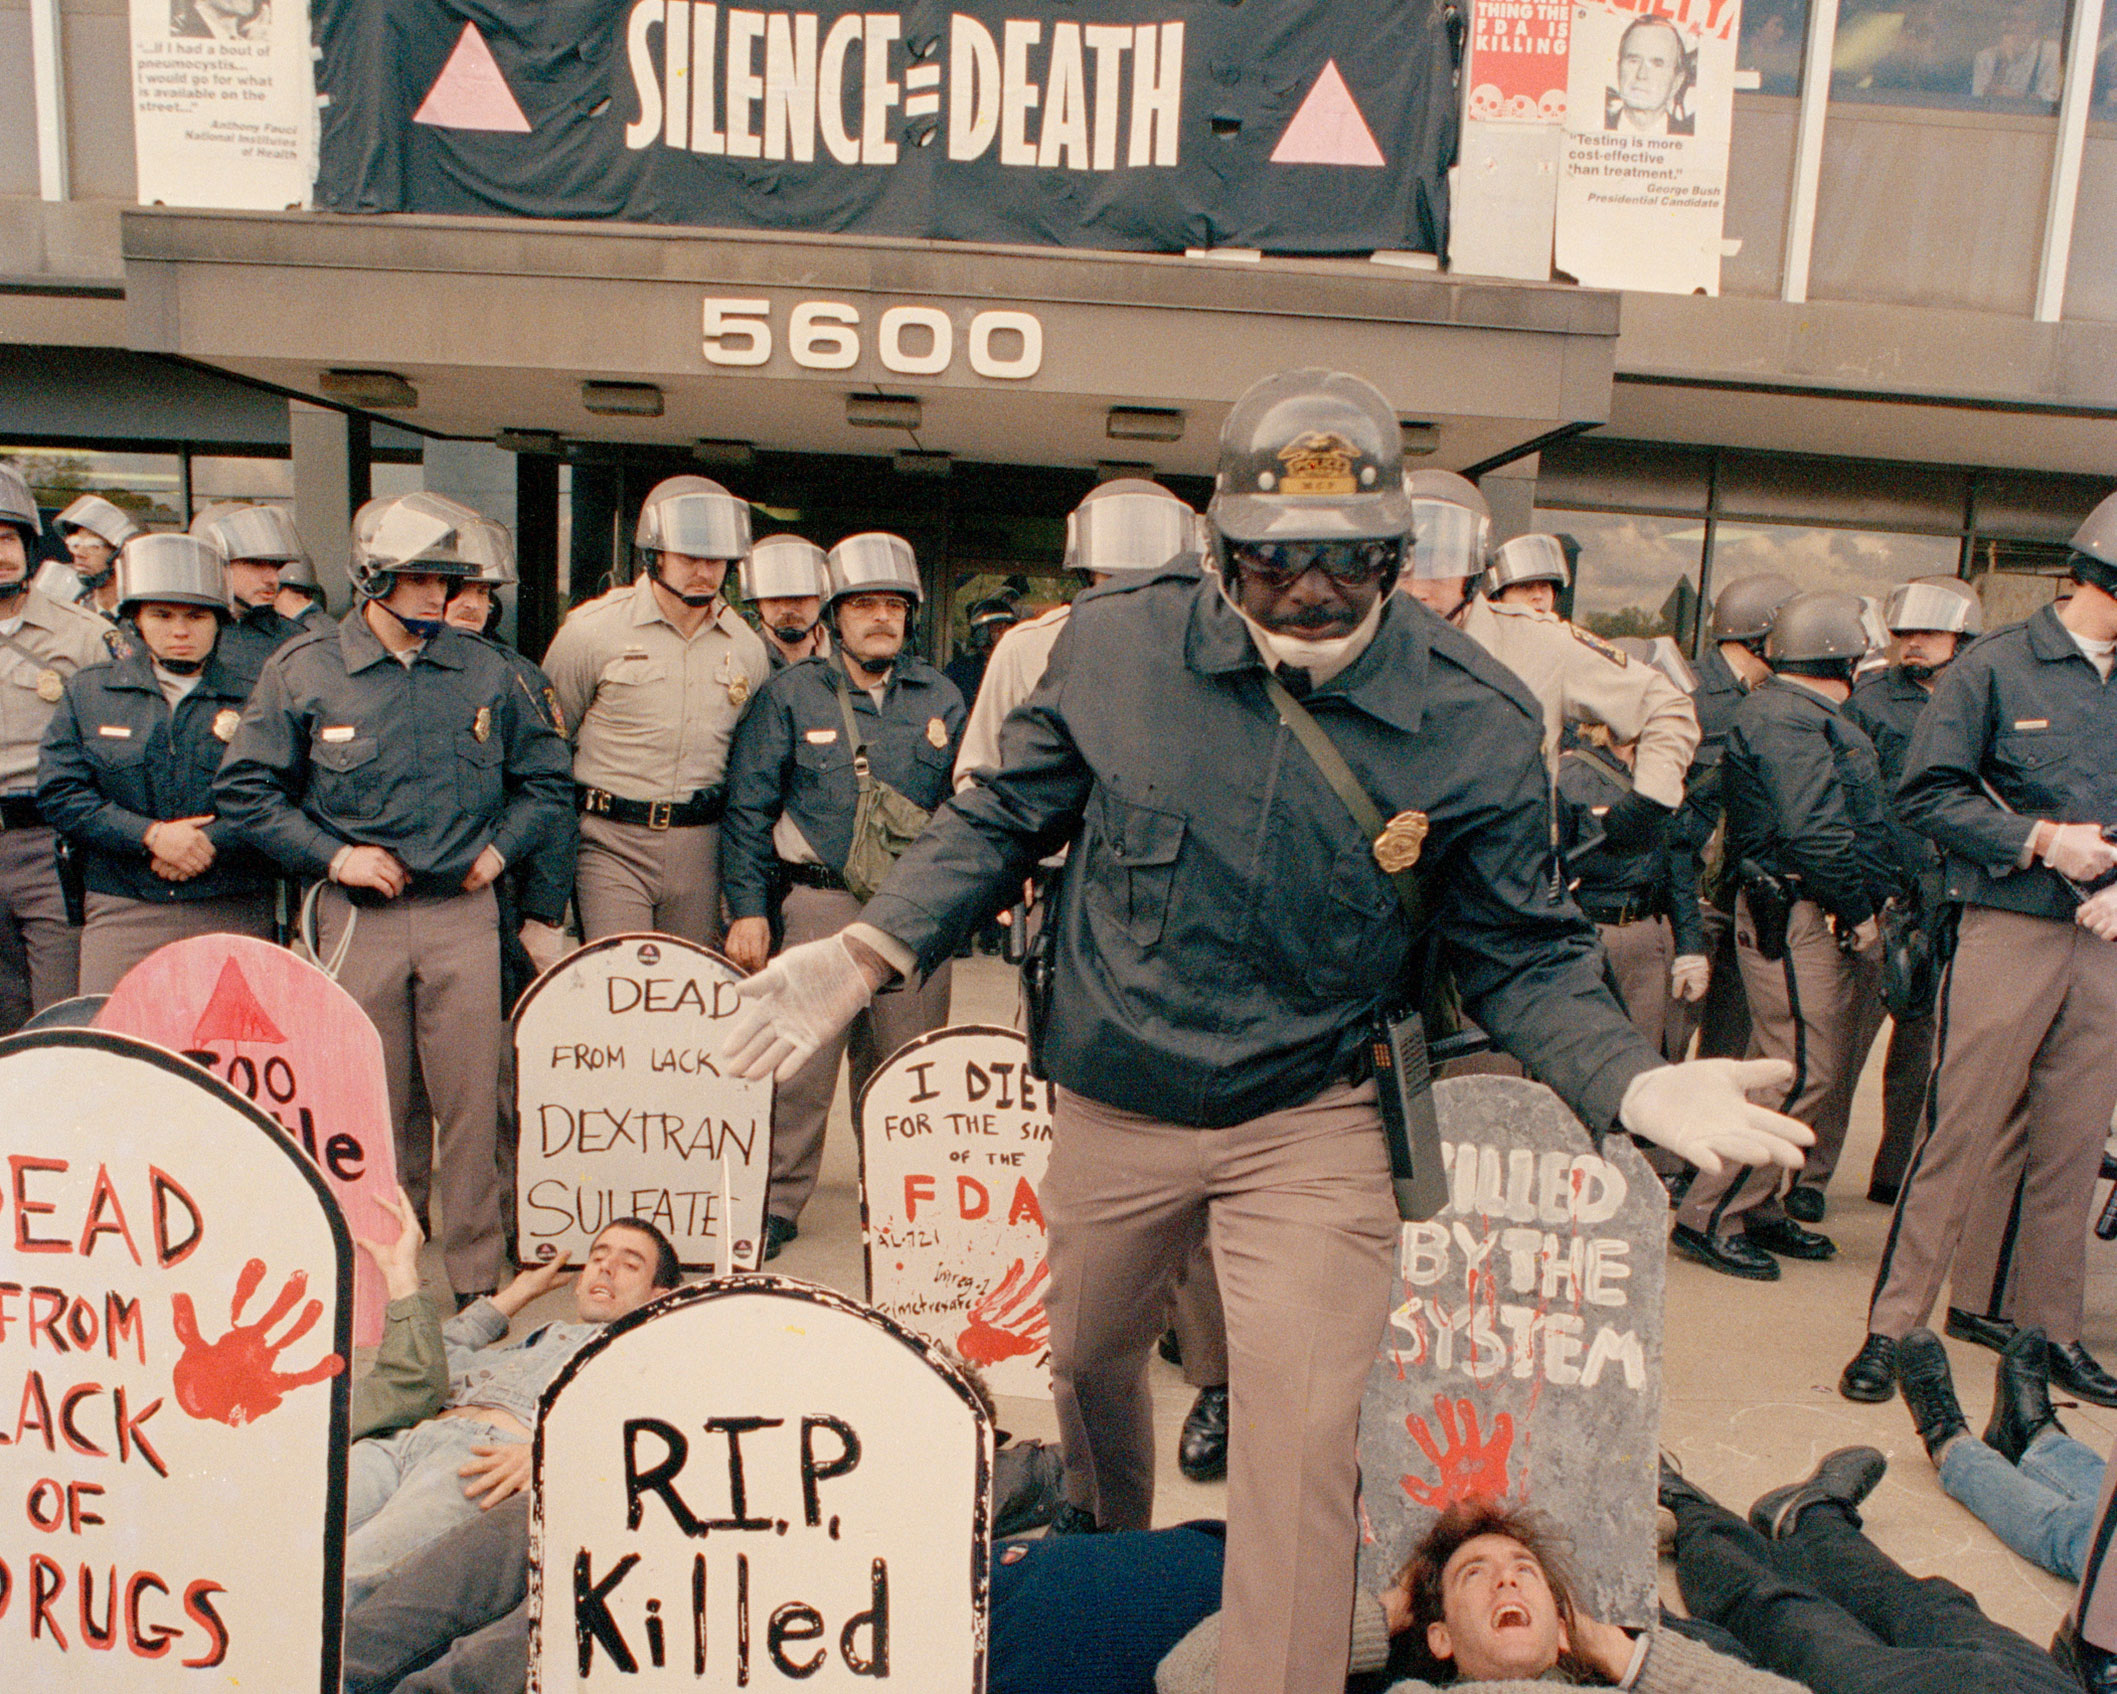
left=37, top=494, right=141, bottom=618
left=274, top=551, right=334, bottom=628
left=944, top=595, right=1020, bottom=708
left=1682, top=574, right=1798, bottom=1066
left=1843, top=499, right=2117, bottom=1410
left=0, top=467, right=126, bottom=1030
left=721, top=533, right=965, bottom=1254
left=1844, top=575, right=1981, bottom=1205
left=214, top=491, right=574, bottom=1301
left=190, top=501, right=318, bottom=688
left=36, top=533, right=274, bottom=992
left=1402, top=473, right=1699, bottom=830
left=743, top=534, right=831, bottom=671
left=1484, top=531, right=1571, bottom=616
left=541, top=476, right=768, bottom=946
left=714, top=369, right=1808, bottom=1694
left=1673, top=592, right=1898, bottom=1280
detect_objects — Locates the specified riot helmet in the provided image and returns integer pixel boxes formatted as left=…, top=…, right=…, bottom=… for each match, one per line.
left=741, top=534, right=829, bottom=603
left=1883, top=575, right=1981, bottom=636
left=276, top=550, right=327, bottom=610
left=1612, top=634, right=1699, bottom=694
left=1483, top=532, right=1571, bottom=598
left=825, top=533, right=922, bottom=611
left=1709, top=573, right=1798, bottom=646
left=1766, top=591, right=1869, bottom=681
left=55, top=494, right=139, bottom=593
left=637, top=476, right=751, bottom=608
left=1065, top=480, right=1198, bottom=578
left=0, top=465, right=37, bottom=595
left=117, top=533, right=234, bottom=620
left=349, top=491, right=481, bottom=632
left=1404, top=468, right=1492, bottom=585
left=2066, top=491, right=2117, bottom=600
left=190, top=501, right=305, bottom=564
left=457, top=517, right=518, bottom=588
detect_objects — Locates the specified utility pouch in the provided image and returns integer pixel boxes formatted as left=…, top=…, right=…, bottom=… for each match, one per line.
left=1878, top=900, right=1937, bottom=1021
left=1021, top=905, right=1056, bottom=1081
left=1737, top=858, right=1793, bottom=963
left=53, top=834, right=85, bottom=928
left=834, top=672, right=932, bottom=903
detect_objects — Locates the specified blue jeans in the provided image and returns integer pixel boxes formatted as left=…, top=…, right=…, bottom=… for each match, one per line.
left=346, top=1417, right=520, bottom=1606
left=1939, top=1427, right=2105, bottom=1581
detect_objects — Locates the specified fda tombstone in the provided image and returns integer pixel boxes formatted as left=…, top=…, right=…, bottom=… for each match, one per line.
left=0, top=1029, right=351, bottom=1689
left=855, top=1026, right=1053, bottom=1398
left=515, top=936, right=770, bottom=1273
left=96, top=934, right=401, bottom=1347
left=532, top=1277, right=991, bottom=1692
left=1356, top=1076, right=1664, bottom=1625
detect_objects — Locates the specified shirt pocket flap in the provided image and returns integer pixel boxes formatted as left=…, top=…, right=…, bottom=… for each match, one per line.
left=312, top=736, right=380, bottom=773
left=458, top=729, right=504, bottom=767
left=1099, top=792, right=1186, bottom=867
left=1997, top=731, right=2061, bottom=770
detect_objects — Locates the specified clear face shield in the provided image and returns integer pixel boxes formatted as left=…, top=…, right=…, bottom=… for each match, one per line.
left=1885, top=581, right=1975, bottom=637
left=1642, top=636, right=1698, bottom=694
left=1065, top=493, right=1196, bottom=576
left=828, top=533, right=921, bottom=601
left=208, top=505, right=305, bottom=563
left=1409, top=499, right=1490, bottom=582
left=645, top=492, right=752, bottom=561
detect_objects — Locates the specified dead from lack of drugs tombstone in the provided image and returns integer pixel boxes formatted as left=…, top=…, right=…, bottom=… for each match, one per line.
left=515, top=936, right=770, bottom=1273
left=1357, top=1076, right=1665, bottom=1627
left=96, top=934, right=401, bottom=1346
left=856, top=1025, right=1053, bottom=1398
left=0, top=1029, right=352, bottom=1690
left=531, top=1277, right=992, bottom=1692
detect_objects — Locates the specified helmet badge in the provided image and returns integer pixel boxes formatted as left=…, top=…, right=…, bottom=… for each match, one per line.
left=1273, top=432, right=1368, bottom=496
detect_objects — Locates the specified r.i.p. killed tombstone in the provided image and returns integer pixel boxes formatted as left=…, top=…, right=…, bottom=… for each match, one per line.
left=97, top=933, right=400, bottom=1346
left=0, top=1028, right=352, bottom=1689
left=1356, top=1076, right=1665, bottom=1625
left=532, top=1277, right=992, bottom=1692
left=855, top=1026, right=1053, bottom=1397
left=514, top=936, right=770, bottom=1273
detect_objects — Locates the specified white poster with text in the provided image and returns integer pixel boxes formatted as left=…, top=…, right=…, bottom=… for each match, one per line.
left=130, top=0, right=314, bottom=208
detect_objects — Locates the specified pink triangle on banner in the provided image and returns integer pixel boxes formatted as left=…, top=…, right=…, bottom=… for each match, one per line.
left=413, top=22, right=532, bottom=133
left=1270, top=61, right=1387, bottom=167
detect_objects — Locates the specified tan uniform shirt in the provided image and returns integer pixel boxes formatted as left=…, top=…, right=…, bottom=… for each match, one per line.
left=953, top=604, right=1071, bottom=790
left=542, top=578, right=769, bottom=803
left=1, top=589, right=123, bottom=792
left=1456, top=595, right=1700, bottom=809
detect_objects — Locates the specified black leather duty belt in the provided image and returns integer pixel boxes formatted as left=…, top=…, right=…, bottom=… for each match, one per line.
left=1577, top=892, right=1657, bottom=927
left=576, top=785, right=725, bottom=830
left=780, top=861, right=848, bottom=892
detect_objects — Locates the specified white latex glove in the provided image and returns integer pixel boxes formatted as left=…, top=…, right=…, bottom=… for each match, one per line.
left=2042, top=823, right=2117, bottom=884
left=716, top=935, right=878, bottom=1082
left=1669, top=954, right=1711, bottom=1003
left=1617, top=1058, right=1813, bottom=1179
left=2077, top=885, right=2117, bottom=942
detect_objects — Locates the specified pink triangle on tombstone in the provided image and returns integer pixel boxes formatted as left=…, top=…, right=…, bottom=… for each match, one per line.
left=413, top=22, right=532, bottom=133
left=1270, top=61, right=1387, bottom=168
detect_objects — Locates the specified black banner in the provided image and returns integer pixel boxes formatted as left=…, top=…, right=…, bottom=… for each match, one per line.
left=315, top=0, right=1456, bottom=254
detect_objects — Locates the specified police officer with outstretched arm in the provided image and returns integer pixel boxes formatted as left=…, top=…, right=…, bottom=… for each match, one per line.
left=36, top=534, right=274, bottom=993
left=713, top=370, right=1809, bottom=1694
left=215, top=492, right=574, bottom=1304
left=1843, top=497, right=2117, bottom=1412
left=0, top=465, right=125, bottom=1031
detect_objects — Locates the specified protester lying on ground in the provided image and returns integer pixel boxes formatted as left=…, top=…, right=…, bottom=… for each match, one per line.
left=350, top=1188, right=450, bottom=1441
left=1158, top=1497, right=1795, bottom=1693
left=1661, top=1446, right=2084, bottom=1694
left=343, top=1216, right=680, bottom=1604
left=1896, top=1324, right=2108, bottom=1584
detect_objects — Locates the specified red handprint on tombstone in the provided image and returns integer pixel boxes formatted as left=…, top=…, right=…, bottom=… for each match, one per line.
left=171, top=1258, right=345, bottom=1427
left=1401, top=1394, right=1516, bottom=1511
left=956, top=1258, right=1050, bottom=1366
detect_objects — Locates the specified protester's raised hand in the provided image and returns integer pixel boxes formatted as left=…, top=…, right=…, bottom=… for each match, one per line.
left=460, top=1441, right=532, bottom=1508
left=1618, top=1059, right=1812, bottom=1178
left=351, top=1186, right=426, bottom=1302
left=493, top=1253, right=575, bottom=1318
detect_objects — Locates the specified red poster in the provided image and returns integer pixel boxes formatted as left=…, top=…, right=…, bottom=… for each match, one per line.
left=1467, top=0, right=1576, bottom=120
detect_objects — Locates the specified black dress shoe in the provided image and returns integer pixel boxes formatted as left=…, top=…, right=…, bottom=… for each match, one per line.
left=1839, top=1333, right=1899, bottom=1402
left=1047, top=1502, right=1103, bottom=1535
left=1866, top=1179, right=1901, bottom=1206
left=1177, top=1385, right=1230, bottom=1482
left=1898, top=1329, right=1970, bottom=1459
left=1657, top=1453, right=1720, bottom=1515
left=1671, top=1223, right=1781, bottom=1281
left=762, top=1215, right=799, bottom=1261
left=1985, top=1325, right=2062, bottom=1465
left=1783, top=1185, right=1828, bottom=1225
left=1945, top=1306, right=2019, bottom=1353
left=2052, top=1620, right=2117, bottom=1693
left=1158, top=1327, right=1184, bottom=1368
left=2049, top=1340, right=2117, bottom=1409
left=1744, top=1216, right=1836, bottom=1261
left=1749, top=1445, right=1887, bottom=1539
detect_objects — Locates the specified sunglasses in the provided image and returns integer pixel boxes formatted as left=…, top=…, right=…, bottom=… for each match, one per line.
left=1230, top=539, right=1402, bottom=589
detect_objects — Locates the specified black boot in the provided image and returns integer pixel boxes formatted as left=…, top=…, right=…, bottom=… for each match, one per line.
left=1748, top=1446, right=1887, bottom=1539
left=1897, top=1329, right=1970, bottom=1461
left=1839, top=1333, right=1898, bottom=1403
left=1671, top=1224, right=1780, bottom=1281
left=1944, top=1306, right=2018, bottom=1353
left=1177, top=1385, right=1229, bottom=1482
left=1745, top=1215, right=1836, bottom=1261
left=1984, top=1325, right=2063, bottom=1465
left=2049, top=1341, right=2117, bottom=1410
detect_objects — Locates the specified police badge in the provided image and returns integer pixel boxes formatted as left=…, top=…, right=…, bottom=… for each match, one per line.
left=728, top=674, right=750, bottom=707
left=212, top=708, right=241, bottom=743
left=36, top=669, right=63, bottom=703
left=926, top=716, right=948, bottom=749
left=473, top=705, right=492, bottom=743
left=1373, top=810, right=1429, bottom=874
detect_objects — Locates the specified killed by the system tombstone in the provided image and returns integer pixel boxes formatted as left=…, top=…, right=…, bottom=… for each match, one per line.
left=1357, top=1075, right=1665, bottom=1626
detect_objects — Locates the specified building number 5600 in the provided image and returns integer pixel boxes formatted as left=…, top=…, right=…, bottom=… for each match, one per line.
left=702, top=297, right=1045, bottom=380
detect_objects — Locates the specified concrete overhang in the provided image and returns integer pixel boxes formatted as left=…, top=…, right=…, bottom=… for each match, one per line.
left=120, top=209, right=1620, bottom=475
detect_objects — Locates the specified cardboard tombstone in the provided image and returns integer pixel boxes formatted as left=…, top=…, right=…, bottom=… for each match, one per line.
left=19, top=994, right=108, bottom=1031
left=515, top=936, right=770, bottom=1274
left=1356, top=1076, right=1665, bottom=1626
left=0, top=1028, right=352, bottom=1689
left=855, top=1025, right=1053, bottom=1398
left=532, top=1276, right=992, bottom=1693
left=96, top=934, right=400, bottom=1348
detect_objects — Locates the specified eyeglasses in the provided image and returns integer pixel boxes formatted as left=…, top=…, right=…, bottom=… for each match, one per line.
left=1229, top=540, right=1401, bottom=589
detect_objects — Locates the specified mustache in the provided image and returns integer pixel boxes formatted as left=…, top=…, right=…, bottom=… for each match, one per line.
left=1272, top=605, right=1358, bottom=632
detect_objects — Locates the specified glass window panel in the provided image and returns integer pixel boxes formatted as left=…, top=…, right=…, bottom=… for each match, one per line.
left=0, top=446, right=184, bottom=530
left=1743, top=0, right=1812, bottom=93
left=1537, top=508, right=1706, bottom=642
left=189, top=455, right=293, bottom=509
left=1707, top=522, right=1960, bottom=600
left=1831, top=0, right=2068, bottom=112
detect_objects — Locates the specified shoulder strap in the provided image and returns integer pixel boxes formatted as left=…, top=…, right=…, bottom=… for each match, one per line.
left=831, top=662, right=871, bottom=776
left=1262, top=673, right=1429, bottom=934
left=1569, top=745, right=1635, bottom=793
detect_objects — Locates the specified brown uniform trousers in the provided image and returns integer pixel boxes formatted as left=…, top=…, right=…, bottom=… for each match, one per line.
left=574, top=814, right=724, bottom=945
left=77, top=890, right=275, bottom=997
left=1601, top=916, right=1693, bottom=1061
left=0, top=823, right=80, bottom=1030
left=1869, top=906, right=2117, bottom=1344
left=1693, top=902, right=1753, bottom=1060
left=768, top=884, right=951, bottom=1225
left=1862, top=1006, right=1938, bottom=1201
left=1679, top=895, right=1882, bottom=1237
left=321, top=883, right=507, bottom=1294
left=1044, top=1080, right=1398, bottom=1694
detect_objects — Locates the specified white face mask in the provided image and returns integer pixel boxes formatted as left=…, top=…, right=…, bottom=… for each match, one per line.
left=1221, top=580, right=1386, bottom=687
